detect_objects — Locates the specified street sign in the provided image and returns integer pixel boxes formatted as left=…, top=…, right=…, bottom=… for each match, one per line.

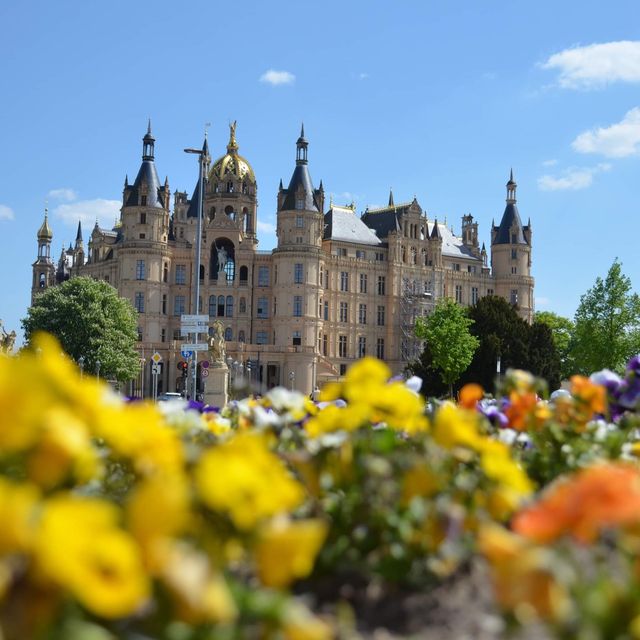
left=151, top=351, right=163, bottom=363
left=181, top=314, right=209, bottom=323
left=201, top=368, right=209, bottom=378
left=151, top=363, right=160, bottom=375
left=181, top=350, right=193, bottom=358
left=201, top=360, right=209, bottom=369
left=180, top=314, right=209, bottom=332
left=181, top=343, right=208, bottom=352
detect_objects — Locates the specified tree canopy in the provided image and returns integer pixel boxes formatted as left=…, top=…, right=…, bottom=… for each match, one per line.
left=570, top=259, right=640, bottom=374
left=535, top=311, right=575, bottom=380
left=414, top=298, right=479, bottom=397
left=22, top=277, right=140, bottom=382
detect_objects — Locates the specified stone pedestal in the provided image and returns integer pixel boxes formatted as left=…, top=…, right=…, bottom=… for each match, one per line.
left=203, top=363, right=229, bottom=409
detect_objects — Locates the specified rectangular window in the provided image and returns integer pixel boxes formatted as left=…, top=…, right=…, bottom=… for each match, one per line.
left=140, top=212, right=146, bottom=224
left=294, top=263, right=304, bottom=284
left=375, top=252, right=384, bottom=261
left=358, top=336, right=366, bottom=358
left=377, top=305, right=385, bottom=326
left=161, top=328, right=166, bottom=343
left=256, top=331, right=268, bottom=345
left=293, top=330, right=301, bottom=346
left=175, top=264, right=186, bottom=285
left=511, top=249, right=517, bottom=260
left=356, top=250, right=365, bottom=259
left=273, top=297, right=277, bottom=316
left=455, top=285, right=463, bottom=304
left=140, top=195, right=147, bottom=206
left=134, top=292, right=144, bottom=313
left=472, top=287, right=479, bottom=305
left=377, top=276, right=386, bottom=295
left=339, top=302, right=348, bottom=323
left=258, top=266, right=269, bottom=286
left=296, top=215, right=304, bottom=228
left=512, top=266, right=517, bottom=274
left=376, top=338, right=385, bottom=359
left=453, top=263, right=460, bottom=271
left=296, top=236, right=303, bottom=244
left=487, top=288, right=494, bottom=296
left=174, top=295, right=185, bottom=316
left=359, top=273, right=367, bottom=294
left=511, top=289, right=519, bottom=305
left=337, top=247, right=347, bottom=257
left=136, top=260, right=145, bottom=280
left=257, top=297, right=268, bottom=318
left=340, top=271, right=349, bottom=292
left=324, top=301, right=329, bottom=321
left=358, top=303, right=367, bottom=325
left=162, top=294, right=167, bottom=315
left=293, top=295, right=303, bottom=317
left=322, top=333, right=328, bottom=356
left=338, top=335, right=347, bottom=358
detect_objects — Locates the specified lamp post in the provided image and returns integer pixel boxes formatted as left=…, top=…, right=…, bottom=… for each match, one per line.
left=78, top=356, right=85, bottom=379
left=184, top=139, right=206, bottom=403
left=96, top=360, right=101, bottom=381
left=140, top=357, right=146, bottom=399
left=289, top=370, right=295, bottom=391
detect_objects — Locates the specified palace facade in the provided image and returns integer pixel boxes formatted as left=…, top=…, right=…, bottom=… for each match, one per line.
left=32, top=123, right=534, bottom=396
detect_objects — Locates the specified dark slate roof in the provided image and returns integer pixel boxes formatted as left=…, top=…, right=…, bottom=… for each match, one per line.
left=361, top=208, right=402, bottom=238
left=324, top=206, right=381, bottom=245
left=279, top=164, right=319, bottom=211
left=430, top=219, right=441, bottom=239
left=494, top=202, right=527, bottom=245
left=186, top=177, right=204, bottom=218
left=125, top=160, right=165, bottom=209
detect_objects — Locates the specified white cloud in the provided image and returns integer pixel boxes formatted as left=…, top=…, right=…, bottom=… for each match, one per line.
left=359, top=72, right=369, bottom=80
left=257, top=220, right=276, bottom=234
left=48, top=188, right=78, bottom=202
left=541, top=159, right=558, bottom=167
left=572, top=107, right=640, bottom=158
left=535, top=297, right=551, bottom=308
left=0, top=205, right=15, bottom=220
left=538, top=164, right=611, bottom=191
left=259, top=69, right=295, bottom=86
left=52, top=198, right=121, bottom=228
left=541, top=41, right=640, bottom=89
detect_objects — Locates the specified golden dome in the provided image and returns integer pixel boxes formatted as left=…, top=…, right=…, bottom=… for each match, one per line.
left=209, top=121, right=256, bottom=184
left=37, top=209, right=53, bottom=240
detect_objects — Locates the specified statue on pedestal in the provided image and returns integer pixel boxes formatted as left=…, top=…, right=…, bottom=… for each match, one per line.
left=208, top=320, right=226, bottom=364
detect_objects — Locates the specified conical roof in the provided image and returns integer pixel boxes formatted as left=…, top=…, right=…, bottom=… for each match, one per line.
left=37, top=210, right=53, bottom=240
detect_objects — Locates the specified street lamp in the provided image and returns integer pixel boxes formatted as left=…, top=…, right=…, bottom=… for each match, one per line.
left=78, top=356, right=85, bottom=379
left=96, top=360, right=101, bottom=381
left=289, top=370, right=295, bottom=391
left=185, top=137, right=207, bottom=403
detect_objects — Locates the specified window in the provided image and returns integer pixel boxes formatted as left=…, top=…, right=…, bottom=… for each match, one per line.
left=258, top=266, right=269, bottom=286
left=359, top=273, right=367, bottom=293
left=257, top=297, right=268, bottom=318
left=134, top=292, right=144, bottom=313
left=294, top=263, right=304, bottom=284
left=39, top=272, right=45, bottom=288
left=161, top=328, right=166, bottom=343
left=338, top=247, right=347, bottom=257
left=320, top=266, right=324, bottom=286
left=318, top=297, right=322, bottom=317
left=339, top=302, right=348, bottom=323
left=375, top=252, right=384, bottom=262
left=340, top=271, right=349, bottom=292
left=324, top=301, right=329, bottom=320
left=162, top=294, right=167, bottom=315
left=356, top=249, right=365, bottom=259
left=224, top=327, right=232, bottom=341
left=358, top=304, right=367, bottom=324
left=239, top=265, right=248, bottom=283
left=140, top=212, right=146, bottom=224
left=511, top=233, right=517, bottom=244
left=217, top=295, right=225, bottom=317
left=141, top=195, right=147, bottom=206
left=472, top=287, right=479, bottom=305
left=256, top=331, right=268, bottom=345
left=296, top=215, right=304, bottom=228
left=208, top=296, right=216, bottom=317
left=325, top=270, right=329, bottom=288
left=137, top=327, right=143, bottom=341
left=139, top=233, right=145, bottom=239
left=273, top=297, right=277, bottom=316
left=340, top=364, right=347, bottom=375
left=174, top=295, right=185, bottom=316
left=358, top=336, right=366, bottom=358
left=487, top=288, right=494, bottom=296
left=136, top=260, right=145, bottom=280
left=163, top=263, right=168, bottom=283
left=338, top=335, right=347, bottom=358
left=377, top=305, right=385, bottom=326
left=296, top=197, right=305, bottom=210
left=175, top=264, right=186, bottom=285
left=238, top=330, right=245, bottom=343
left=511, top=266, right=517, bottom=274
left=455, top=285, right=463, bottom=303
left=511, top=289, right=519, bottom=305
left=293, top=296, right=303, bottom=317
left=322, top=334, right=328, bottom=356
left=511, top=249, right=517, bottom=260
left=239, top=297, right=247, bottom=314
left=226, top=296, right=233, bottom=317
left=296, top=236, right=303, bottom=244
left=377, top=276, right=386, bottom=295
left=293, top=331, right=301, bottom=346
left=376, top=338, right=385, bottom=359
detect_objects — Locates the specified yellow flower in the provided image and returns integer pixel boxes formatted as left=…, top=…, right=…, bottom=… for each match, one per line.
left=402, top=464, right=441, bottom=505
left=304, top=404, right=370, bottom=437
left=196, top=432, right=304, bottom=529
left=0, top=478, right=39, bottom=554
left=34, top=495, right=149, bottom=618
left=283, top=601, right=334, bottom=640
left=255, top=518, right=328, bottom=588
left=433, top=403, right=482, bottom=451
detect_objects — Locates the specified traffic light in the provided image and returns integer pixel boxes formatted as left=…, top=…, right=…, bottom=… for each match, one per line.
left=179, top=361, right=188, bottom=378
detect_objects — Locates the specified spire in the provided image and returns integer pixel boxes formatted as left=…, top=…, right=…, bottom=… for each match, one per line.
left=147, top=118, right=152, bottom=136
left=37, top=207, right=53, bottom=241
left=75, top=221, right=83, bottom=247
left=430, top=219, right=441, bottom=239
left=388, top=188, right=394, bottom=207
left=296, top=124, right=308, bottom=165
left=279, top=178, right=283, bottom=190
left=300, top=122, right=306, bottom=140
left=142, top=121, right=155, bottom=161
left=124, top=174, right=129, bottom=187
left=506, top=169, right=517, bottom=203
left=319, top=179, right=324, bottom=192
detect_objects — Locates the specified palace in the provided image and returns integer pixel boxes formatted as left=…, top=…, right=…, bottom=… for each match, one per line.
left=32, top=123, right=533, bottom=396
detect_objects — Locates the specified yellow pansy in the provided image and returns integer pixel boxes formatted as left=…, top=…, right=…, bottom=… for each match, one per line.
left=0, top=478, right=40, bottom=554
left=433, top=402, right=483, bottom=451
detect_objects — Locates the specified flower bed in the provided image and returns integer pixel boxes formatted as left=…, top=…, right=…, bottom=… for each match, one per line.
left=0, top=333, right=639, bottom=639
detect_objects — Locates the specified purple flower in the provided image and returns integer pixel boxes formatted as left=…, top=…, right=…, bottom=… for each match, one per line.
left=590, top=369, right=623, bottom=395
left=478, top=399, right=509, bottom=428
left=618, top=378, right=640, bottom=410
left=626, top=354, right=640, bottom=375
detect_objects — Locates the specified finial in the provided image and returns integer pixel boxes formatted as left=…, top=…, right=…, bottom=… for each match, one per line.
left=510, top=167, right=513, bottom=182
left=147, top=118, right=152, bottom=135
left=300, top=122, right=305, bottom=139
left=227, top=120, right=238, bottom=152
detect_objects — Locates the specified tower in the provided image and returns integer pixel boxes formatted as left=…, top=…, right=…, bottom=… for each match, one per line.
left=490, top=170, right=534, bottom=320
left=31, top=207, right=55, bottom=301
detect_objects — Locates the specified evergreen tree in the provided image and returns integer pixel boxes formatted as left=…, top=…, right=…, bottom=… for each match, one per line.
left=22, top=277, right=140, bottom=382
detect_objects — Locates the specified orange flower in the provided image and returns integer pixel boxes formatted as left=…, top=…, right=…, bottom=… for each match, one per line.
left=570, top=375, right=607, bottom=420
left=458, top=383, right=483, bottom=410
left=504, top=391, right=538, bottom=431
left=513, top=463, right=640, bottom=544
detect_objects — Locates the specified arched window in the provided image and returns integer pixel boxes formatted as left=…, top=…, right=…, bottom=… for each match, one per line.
left=239, top=297, right=246, bottom=314
left=226, top=181, right=234, bottom=193
left=210, top=239, right=235, bottom=282
left=242, top=182, right=247, bottom=194
left=238, top=330, right=245, bottom=343
left=242, top=207, right=249, bottom=233
left=208, top=295, right=216, bottom=317
left=239, top=265, right=248, bottom=283
left=224, top=327, right=232, bottom=341
left=163, top=262, right=168, bottom=283
left=217, top=295, right=225, bottom=317
left=226, top=296, right=233, bottom=317
left=209, top=207, right=216, bottom=221
left=39, top=272, right=45, bottom=288
left=225, top=205, right=235, bottom=221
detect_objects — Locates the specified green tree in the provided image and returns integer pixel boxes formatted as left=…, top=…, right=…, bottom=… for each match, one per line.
left=22, top=277, right=140, bottom=382
left=414, top=298, right=479, bottom=397
left=570, top=259, right=640, bottom=374
left=528, top=321, right=561, bottom=391
left=535, top=311, right=575, bottom=380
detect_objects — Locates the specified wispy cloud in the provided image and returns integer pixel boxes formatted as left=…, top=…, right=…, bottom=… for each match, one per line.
left=359, top=72, right=369, bottom=80
left=48, top=188, right=78, bottom=202
left=572, top=107, right=640, bottom=158
left=535, top=296, right=551, bottom=308
left=52, top=198, right=121, bottom=228
left=0, top=204, right=15, bottom=220
left=541, top=159, right=558, bottom=167
left=259, top=69, right=295, bottom=86
left=541, top=41, right=640, bottom=89
left=537, top=164, right=611, bottom=191
left=256, top=220, right=276, bottom=234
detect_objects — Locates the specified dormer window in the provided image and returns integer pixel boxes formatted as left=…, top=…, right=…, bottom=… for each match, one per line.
left=296, top=197, right=305, bottom=210
left=296, top=215, right=304, bottom=228
left=141, top=195, right=147, bottom=206
left=140, top=212, right=146, bottom=224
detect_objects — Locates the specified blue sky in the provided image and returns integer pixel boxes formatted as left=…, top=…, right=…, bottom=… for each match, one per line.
left=1, top=0, right=639, bottom=341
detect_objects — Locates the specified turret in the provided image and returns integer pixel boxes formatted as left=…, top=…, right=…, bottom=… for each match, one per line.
left=32, top=207, right=56, bottom=299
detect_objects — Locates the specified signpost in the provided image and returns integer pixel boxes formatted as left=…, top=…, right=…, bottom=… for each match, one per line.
left=181, top=343, right=208, bottom=352
left=150, top=352, right=162, bottom=401
left=180, top=314, right=209, bottom=399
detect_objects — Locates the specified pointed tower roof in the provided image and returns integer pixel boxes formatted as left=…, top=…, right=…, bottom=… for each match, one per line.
left=75, top=221, right=83, bottom=246
left=494, top=170, right=527, bottom=245
left=126, top=123, right=165, bottom=209
left=388, top=189, right=395, bottom=207
left=430, top=218, right=442, bottom=239
left=37, top=208, right=53, bottom=241
left=279, top=126, right=319, bottom=212
left=186, top=174, right=203, bottom=219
